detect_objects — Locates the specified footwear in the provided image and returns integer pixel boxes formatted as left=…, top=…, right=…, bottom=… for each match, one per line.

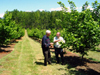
left=56, top=62, right=60, bottom=64
left=44, top=64, right=47, bottom=66
left=61, top=63, right=65, bottom=65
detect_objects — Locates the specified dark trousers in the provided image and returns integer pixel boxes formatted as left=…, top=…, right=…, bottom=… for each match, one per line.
left=55, top=47, right=64, bottom=63
left=42, top=48, right=51, bottom=65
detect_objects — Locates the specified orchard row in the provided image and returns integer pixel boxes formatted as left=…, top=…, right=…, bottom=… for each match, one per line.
left=0, top=12, right=25, bottom=47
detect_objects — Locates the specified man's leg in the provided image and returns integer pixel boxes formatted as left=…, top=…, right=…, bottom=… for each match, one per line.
left=55, top=48, right=59, bottom=63
left=44, top=50, right=48, bottom=66
left=60, top=48, right=64, bottom=65
left=48, top=49, right=52, bottom=64
left=42, top=49, right=45, bottom=57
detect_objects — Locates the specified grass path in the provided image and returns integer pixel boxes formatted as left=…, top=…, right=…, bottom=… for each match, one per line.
left=0, top=30, right=86, bottom=75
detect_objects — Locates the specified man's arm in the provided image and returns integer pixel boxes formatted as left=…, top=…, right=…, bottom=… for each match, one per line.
left=53, top=37, right=60, bottom=43
left=42, top=37, right=50, bottom=47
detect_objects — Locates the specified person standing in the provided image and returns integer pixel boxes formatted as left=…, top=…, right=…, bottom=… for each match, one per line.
left=42, top=30, right=53, bottom=66
left=53, top=32, right=65, bottom=65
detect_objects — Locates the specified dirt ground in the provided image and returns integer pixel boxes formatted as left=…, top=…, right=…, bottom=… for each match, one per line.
left=0, top=44, right=14, bottom=59
left=0, top=37, right=23, bottom=59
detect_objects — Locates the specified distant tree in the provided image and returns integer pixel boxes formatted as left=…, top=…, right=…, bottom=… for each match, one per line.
left=92, top=0, right=100, bottom=22
left=82, top=1, right=89, bottom=11
left=68, top=0, right=76, bottom=11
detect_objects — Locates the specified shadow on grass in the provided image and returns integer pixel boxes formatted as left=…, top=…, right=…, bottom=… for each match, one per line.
left=0, top=45, right=13, bottom=53
left=88, top=58, right=100, bottom=63
left=66, top=64, right=100, bottom=75
left=51, top=56, right=56, bottom=63
left=50, top=50, right=55, bottom=53
left=64, top=56, right=100, bottom=67
left=97, top=50, right=100, bottom=52
left=61, top=65, right=87, bottom=75
left=1, top=45, right=10, bottom=48
left=0, top=49, right=12, bottom=53
left=50, top=50, right=87, bottom=75
left=91, top=48, right=100, bottom=52
left=50, top=55, right=87, bottom=75
left=35, top=61, right=44, bottom=65
left=38, top=59, right=44, bottom=60
left=63, top=55, right=100, bottom=75
left=78, top=68, right=100, bottom=75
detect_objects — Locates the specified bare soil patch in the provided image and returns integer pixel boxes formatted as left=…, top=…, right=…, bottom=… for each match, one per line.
left=0, top=37, right=23, bottom=59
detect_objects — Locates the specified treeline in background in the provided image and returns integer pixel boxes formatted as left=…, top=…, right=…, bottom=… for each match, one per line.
left=7, top=1, right=100, bottom=29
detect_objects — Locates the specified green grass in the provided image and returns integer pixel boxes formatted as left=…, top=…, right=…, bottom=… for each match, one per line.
left=84, top=50, right=100, bottom=62
left=67, top=45, right=100, bottom=62
left=82, top=45, right=100, bottom=62
left=0, top=30, right=86, bottom=75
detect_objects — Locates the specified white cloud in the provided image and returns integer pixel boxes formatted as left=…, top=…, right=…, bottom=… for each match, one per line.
left=25, top=10, right=32, bottom=12
left=66, top=7, right=71, bottom=12
left=87, top=5, right=94, bottom=11
left=76, top=7, right=78, bottom=10
left=50, top=7, right=71, bottom=12
left=90, top=8, right=93, bottom=11
left=0, top=13, right=4, bottom=18
left=79, top=7, right=82, bottom=9
left=79, top=5, right=91, bottom=9
left=39, top=9, right=44, bottom=11
left=77, top=5, right=94, bottom=11
left=50, top=7, right=62, bottom=11
left=25, top=9, right=44, bottom=12
left=87, top=5, right=91, bottom=8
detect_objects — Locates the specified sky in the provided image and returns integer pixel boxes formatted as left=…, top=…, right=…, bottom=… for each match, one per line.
left=0, top=0, right=100, bottom=18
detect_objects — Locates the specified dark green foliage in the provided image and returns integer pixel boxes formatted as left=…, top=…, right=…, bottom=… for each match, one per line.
left=82, top=1, right=89, bottom=11
left=0, top=11, right=25, bottom=46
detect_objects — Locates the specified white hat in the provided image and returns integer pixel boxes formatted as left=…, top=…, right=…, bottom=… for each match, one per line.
left=46, top=30, right=51, bottom=34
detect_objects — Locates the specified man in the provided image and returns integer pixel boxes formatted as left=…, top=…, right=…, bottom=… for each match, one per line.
left=42, top=30, right=53, bottom=66
left=53, top=32, right=65, bottom=65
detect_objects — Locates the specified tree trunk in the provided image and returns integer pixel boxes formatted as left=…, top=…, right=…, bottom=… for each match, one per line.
left=82, top=54, right=84, bottom=61
left=0, top=44, right=1, bottom=50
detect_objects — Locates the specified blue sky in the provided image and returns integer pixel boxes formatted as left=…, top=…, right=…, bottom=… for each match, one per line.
left=0, top=0, right=100, bottom=17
